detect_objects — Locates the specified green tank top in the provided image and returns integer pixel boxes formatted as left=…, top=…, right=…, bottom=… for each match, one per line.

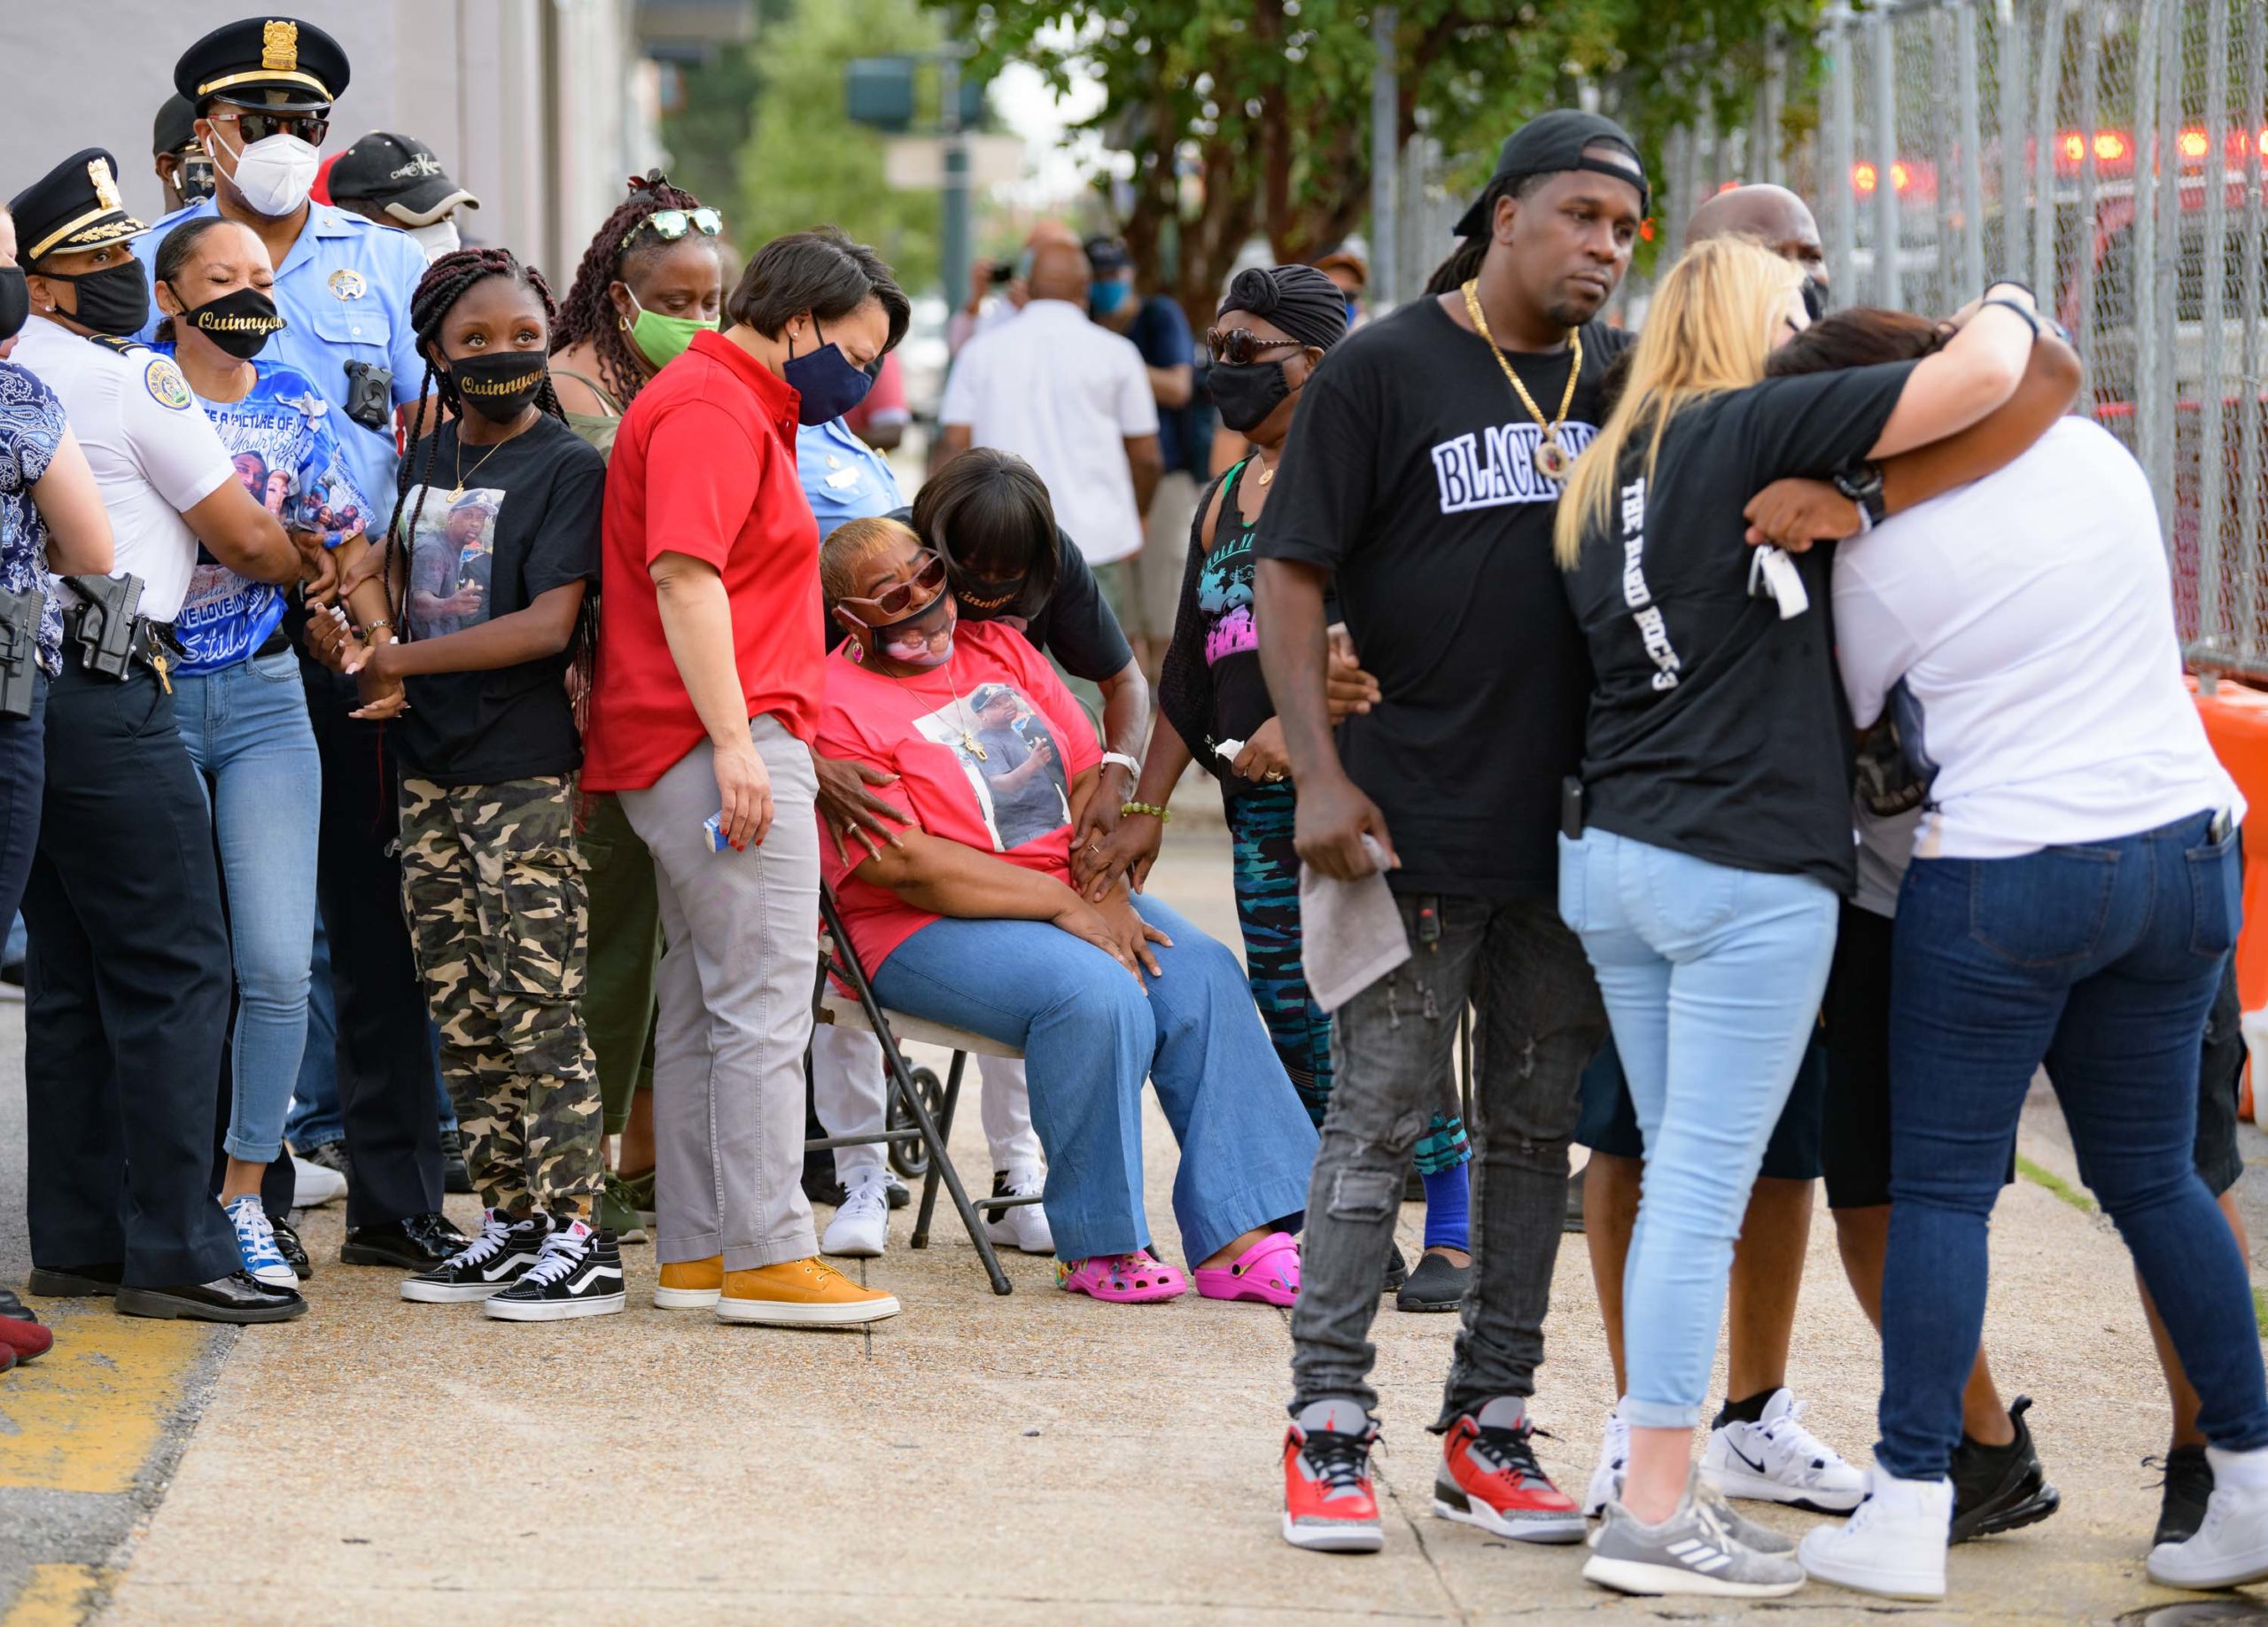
left=555, top=366, right=625, bottom=459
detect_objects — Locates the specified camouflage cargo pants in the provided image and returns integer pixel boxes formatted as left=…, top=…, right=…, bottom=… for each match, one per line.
left=399, top=775, right=602, bottom=1222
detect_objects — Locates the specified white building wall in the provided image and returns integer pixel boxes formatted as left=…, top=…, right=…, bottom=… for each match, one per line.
left=0, top=0, right=656, bottom=284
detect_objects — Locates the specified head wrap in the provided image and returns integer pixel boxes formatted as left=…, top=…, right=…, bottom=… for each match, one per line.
left=1217, top=265, right=1348, bottom=351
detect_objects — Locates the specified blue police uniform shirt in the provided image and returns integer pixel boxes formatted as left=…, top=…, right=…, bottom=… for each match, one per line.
left=796, top=416, right=904, bottom=538
left=132, top=199, right=426, bottom=520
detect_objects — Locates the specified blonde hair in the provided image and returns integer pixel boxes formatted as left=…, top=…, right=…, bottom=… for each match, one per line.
left=1553, top=237, right=1803, bottom=569
left=820, top=515, right=922, bottom=607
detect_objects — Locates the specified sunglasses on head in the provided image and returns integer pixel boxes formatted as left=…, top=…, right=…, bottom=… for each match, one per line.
left=836, top=549, right=949, bottom=624
left=1205, top=328, right=1305, bottom=367
left=209, top=107, right=330, bottom=145
left=623, top=207, right=724, bottom=252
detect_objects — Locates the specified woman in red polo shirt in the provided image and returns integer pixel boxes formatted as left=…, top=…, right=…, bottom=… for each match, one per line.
left=581, top=228, right=907, bottom=1329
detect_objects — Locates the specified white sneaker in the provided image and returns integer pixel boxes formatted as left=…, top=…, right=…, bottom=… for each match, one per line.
left=1703, top=1389, right=1868, bottom=1513
left=821, top=1178, right=891, bottom=1258
left=2148, top=1450, right=2268, bottom=1589
left=223, top=1195, right=300, bottom=1288
left=1798, top=1472, right=1951, bottom=1600
left=1583, top=1404, right=1629, bottom=1518
left=983, top=1168, right=1054, bottom=1255
left=291, top=1154, right=346, bottom=1209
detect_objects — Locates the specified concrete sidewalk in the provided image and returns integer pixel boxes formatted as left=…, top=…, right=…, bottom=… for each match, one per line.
left=7, top=821, right=2267, bottom=1624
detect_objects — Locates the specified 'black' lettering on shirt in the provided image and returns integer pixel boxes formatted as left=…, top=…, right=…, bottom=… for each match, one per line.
left=1428, top=420, right=1597, bottom=515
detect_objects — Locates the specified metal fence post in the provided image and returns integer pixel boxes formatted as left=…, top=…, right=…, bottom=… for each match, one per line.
left=2200, top=0, right=2233, bottom=667
left=1955, top=0, right=1988, bottom=292
left=1826, top=4, right=1859, bottom=300
left=2134, top=0, right=2162, bottom=483
left=1870, top=2, right=1905, bottom=307
left=2031, top=0, right=2067, bottom=299
left=2073, top=0, right=2102, bottom=416
left=1998, top=0, right=2028, bottom=279
left=1931, top=4, right=1961, bottom=308
left=2241, top=0, right=2267, bottom=669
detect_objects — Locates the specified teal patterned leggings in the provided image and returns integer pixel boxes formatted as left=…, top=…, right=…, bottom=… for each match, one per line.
left=1224, top=780, right=1472, bottom=1174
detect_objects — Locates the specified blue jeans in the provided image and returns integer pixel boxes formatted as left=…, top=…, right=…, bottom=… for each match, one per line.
left=870, top=893, right=1318, bottom=1265
left=287, top=920, right=455, bottom=1149
left=174, top=651, right=320, bottom=1165
left=1558, top=828, right=1838, bottom=1429
left=1878, top=811, right=2268, bottom=1477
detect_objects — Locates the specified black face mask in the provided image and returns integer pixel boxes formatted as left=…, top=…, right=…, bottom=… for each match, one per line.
left=1801, top=274, right=1830, bottom=323
left=1210, top=358, right=1293, bottom=434
left=173, top=284, right=285, bottom=361
left=0, top=267, right=27, bottom=343
left=447, top=350, right=548, bottom=422
left=42, top=258, right=151, bottom=338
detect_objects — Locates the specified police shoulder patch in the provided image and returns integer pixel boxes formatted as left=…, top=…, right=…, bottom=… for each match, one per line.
left=83, top=331, right=146, bottom=357
left=144, top=358, right=193, bottom=410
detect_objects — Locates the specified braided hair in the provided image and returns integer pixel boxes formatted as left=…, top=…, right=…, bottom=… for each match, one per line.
left=380, top=248, right=595, bottom=710
left=550, top=171, right=714, bottom=408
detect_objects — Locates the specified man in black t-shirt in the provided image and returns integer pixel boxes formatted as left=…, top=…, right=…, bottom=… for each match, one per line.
left=1257, top=110, right=1646, bottom=1554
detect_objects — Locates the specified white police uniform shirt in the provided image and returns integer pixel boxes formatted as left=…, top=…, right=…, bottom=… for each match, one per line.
left=132, top=199, right=425, bottom=516
left=11, top=318, right=230, bottom=622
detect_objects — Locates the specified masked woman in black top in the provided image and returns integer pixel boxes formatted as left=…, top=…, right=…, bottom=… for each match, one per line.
left=1550, top=235, right=2050, bottom=1598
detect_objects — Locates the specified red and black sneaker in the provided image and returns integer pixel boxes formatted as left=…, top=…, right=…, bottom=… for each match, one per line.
left=1283, top=1401, right=1385, bottom=1553
left=1433, top=1401, right=1586, bottom=1544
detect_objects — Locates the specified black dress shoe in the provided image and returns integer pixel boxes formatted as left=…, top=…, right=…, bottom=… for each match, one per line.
left=0, top=1287, right=40, bottom=1322
left=340, top=1212, right=468, bottom=1269
left=268, top=1214, right=313, bottom=1281
left=116, top=1272, right=307, bottom=1324
left=1381, top=1244, right=1408, bottom=1295
left=27, top=1263, right=124, bottom=1297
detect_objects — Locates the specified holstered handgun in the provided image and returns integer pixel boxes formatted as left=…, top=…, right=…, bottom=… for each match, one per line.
left=0, top=586, right=42, bottom=720
left=62, top=573, right=145, bottom=682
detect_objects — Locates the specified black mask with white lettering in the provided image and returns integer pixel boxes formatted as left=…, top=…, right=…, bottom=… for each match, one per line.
left=446, top=350, right=548, bottom=423
left=1210, top=359, right=1293, bottom=434
left=173, top=284, right=285, bottom=361
left=41, top=258, right=151, bottom=338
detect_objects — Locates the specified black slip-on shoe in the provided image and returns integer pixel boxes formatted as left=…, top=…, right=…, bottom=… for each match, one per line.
left=1396, top=1249, right=1472, bottom=1313
left=27, top=1263, right=123, bottom=1297
left=115, top=1272, right=307, bottom=1324
left=340, top=1212, right=468, bottom=1269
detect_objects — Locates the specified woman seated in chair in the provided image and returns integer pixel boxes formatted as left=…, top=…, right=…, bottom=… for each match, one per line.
left=816, top=517, right=1319, bottom=1304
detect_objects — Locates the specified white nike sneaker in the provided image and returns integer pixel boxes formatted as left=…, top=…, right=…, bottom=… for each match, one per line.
left=821, top=1177, right=891, bottom=1258
left=1799, top=1471, right=1950, bottom=1600
left=1703, top=1388, right=1868, bottom=1514
left=1584, top=1403, right=1629, bottom=1518
left=2148, top=1449, right=2268, bottom=1590
left=983, top=1167, right=1054, bottom=1255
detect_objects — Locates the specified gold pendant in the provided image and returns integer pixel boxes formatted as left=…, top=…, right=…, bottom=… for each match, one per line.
left=1534, top=438, right=1571, bottom=483
left=961, top=731, right=988, bottom=761
left=445, top=485, right=463, bottom=503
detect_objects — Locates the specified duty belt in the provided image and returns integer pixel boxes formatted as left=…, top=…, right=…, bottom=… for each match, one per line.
left=58, top=574, right=181, bottom=692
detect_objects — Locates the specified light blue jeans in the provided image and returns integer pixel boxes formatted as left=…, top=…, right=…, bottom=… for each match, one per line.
left=174, top=649, right=321, bottom=1165
left=1558, top=827, right=1838, bottom=1429
left=870, top=893, right=1318, bottom=1266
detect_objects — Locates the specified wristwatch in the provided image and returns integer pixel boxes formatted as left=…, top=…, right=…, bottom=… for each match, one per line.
left=1833, top=462, right=1888, bottom=533
left=1100, top=751, right=1141, bottom=778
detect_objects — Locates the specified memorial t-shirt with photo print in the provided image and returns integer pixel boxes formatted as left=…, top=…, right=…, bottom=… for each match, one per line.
left=394, top=413, right=604, bottom=786
left=1254, top=296, right=1631, bottom=900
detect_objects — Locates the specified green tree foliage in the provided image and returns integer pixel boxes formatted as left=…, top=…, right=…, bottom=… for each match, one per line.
left=934, top=0, right=1819, bottom=323
left=726, top=0, right=956, bottom=293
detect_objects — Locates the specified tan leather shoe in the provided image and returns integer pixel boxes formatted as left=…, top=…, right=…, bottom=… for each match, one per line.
left=716, top=1257, right=900, bottom=1327
left=653, top=1254, right=723, bottom=1310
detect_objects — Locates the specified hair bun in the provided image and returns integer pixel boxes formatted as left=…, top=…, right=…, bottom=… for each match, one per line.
left=1223, top=267, right=1282, bottom=318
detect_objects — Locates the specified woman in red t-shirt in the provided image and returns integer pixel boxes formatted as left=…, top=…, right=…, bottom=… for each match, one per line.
left=817, top=518, right=1319, bottom=1304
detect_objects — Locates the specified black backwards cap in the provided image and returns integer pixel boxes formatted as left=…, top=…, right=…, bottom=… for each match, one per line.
left=1452, top=110, right=1651, bottom=237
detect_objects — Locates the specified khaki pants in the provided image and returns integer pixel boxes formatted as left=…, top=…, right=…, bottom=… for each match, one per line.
left=1111, top=470, right=1200, bottom=646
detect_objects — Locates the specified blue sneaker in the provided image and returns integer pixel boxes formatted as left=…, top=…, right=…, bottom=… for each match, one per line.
left=225, top=1195, right=299, bottom=1288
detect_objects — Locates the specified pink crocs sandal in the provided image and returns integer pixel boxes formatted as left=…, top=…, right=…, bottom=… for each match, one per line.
left=1193, top=1232, right=1301, bottom=1306
left=1056, top=1250, right=1188, bottom=1304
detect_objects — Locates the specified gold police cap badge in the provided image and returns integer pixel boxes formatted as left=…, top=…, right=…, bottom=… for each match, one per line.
left=328, top=268, right=367, bottom=300
left=263, top=19, right=299, bottom=73
left=89, top=157, right=121, bottom=212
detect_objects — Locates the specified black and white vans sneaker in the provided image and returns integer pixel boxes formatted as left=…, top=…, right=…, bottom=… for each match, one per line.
left=400, top=1209, right=548, bottom=1303
left=483, top=1218, right=625, bottom=1321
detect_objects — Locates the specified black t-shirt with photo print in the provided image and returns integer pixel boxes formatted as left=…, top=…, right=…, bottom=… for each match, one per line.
left=1255, top=296, right=1632, bottom=900
left=1562, top=362, right=1920, bottom=891
left=395, top=413, right=605, bottom=786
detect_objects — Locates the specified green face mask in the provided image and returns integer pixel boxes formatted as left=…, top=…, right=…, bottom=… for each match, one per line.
left=625, top=288, right=717, bottom=369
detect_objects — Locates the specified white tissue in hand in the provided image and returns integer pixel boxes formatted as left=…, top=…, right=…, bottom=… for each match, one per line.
left=1214, top=738, right=1246, bottom=761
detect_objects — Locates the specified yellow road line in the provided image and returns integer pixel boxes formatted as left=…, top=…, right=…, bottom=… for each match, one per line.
left=0, top=1565, right=108, bottom=1627
left=0, top=1305, right=215, bottom=1495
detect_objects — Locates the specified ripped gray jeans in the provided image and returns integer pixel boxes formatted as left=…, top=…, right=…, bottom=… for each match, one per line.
left=1288, top=891, right=1606, bottom=1428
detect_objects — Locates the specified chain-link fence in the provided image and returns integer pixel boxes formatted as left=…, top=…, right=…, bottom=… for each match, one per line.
left=1815, top=0, right=2268, bottom=678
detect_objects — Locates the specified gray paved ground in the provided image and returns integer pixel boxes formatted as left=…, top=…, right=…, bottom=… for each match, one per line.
left=6, top=820, right=2268, bottom=1624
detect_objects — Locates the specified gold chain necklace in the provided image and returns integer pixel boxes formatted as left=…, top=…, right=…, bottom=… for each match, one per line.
left=1461, top=278, right=1582, bottom=484
left=884, top=657, right=986, bottom=759
left=446, top=433, right=511, bottom=503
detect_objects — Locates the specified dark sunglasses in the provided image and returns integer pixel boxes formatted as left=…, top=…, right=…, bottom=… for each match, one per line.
left=209, top=108, right=330, bottom=146
left=1205, top=328, right=1305, bottom=366
left=623, top=207, right=724, bottom=251
left=836, top=549, right=949, bottom=623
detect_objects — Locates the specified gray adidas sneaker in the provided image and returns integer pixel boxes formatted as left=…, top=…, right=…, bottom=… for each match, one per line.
left=1583, top=1484, right=1806, bottom=1598
left=1697, top=1481, right=1796, bottom=1555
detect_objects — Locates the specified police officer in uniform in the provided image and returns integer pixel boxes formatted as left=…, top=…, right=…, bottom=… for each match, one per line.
left=134, top=17, right=465, bottom=1272
left=9, top=149, right=304, bottom=1320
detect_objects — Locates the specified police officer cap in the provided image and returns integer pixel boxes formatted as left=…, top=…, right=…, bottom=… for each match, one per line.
left=8, top=149, right=149, bottom=266
left=1452, top=110, right=1651, bottom=237
left=175, top=17, right=350, bottom=114
left=153, top=94, right=199, bottom=158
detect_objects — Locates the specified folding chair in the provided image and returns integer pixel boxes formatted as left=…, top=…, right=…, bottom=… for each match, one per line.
left=808, top=884, right=1040, bottom=1296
